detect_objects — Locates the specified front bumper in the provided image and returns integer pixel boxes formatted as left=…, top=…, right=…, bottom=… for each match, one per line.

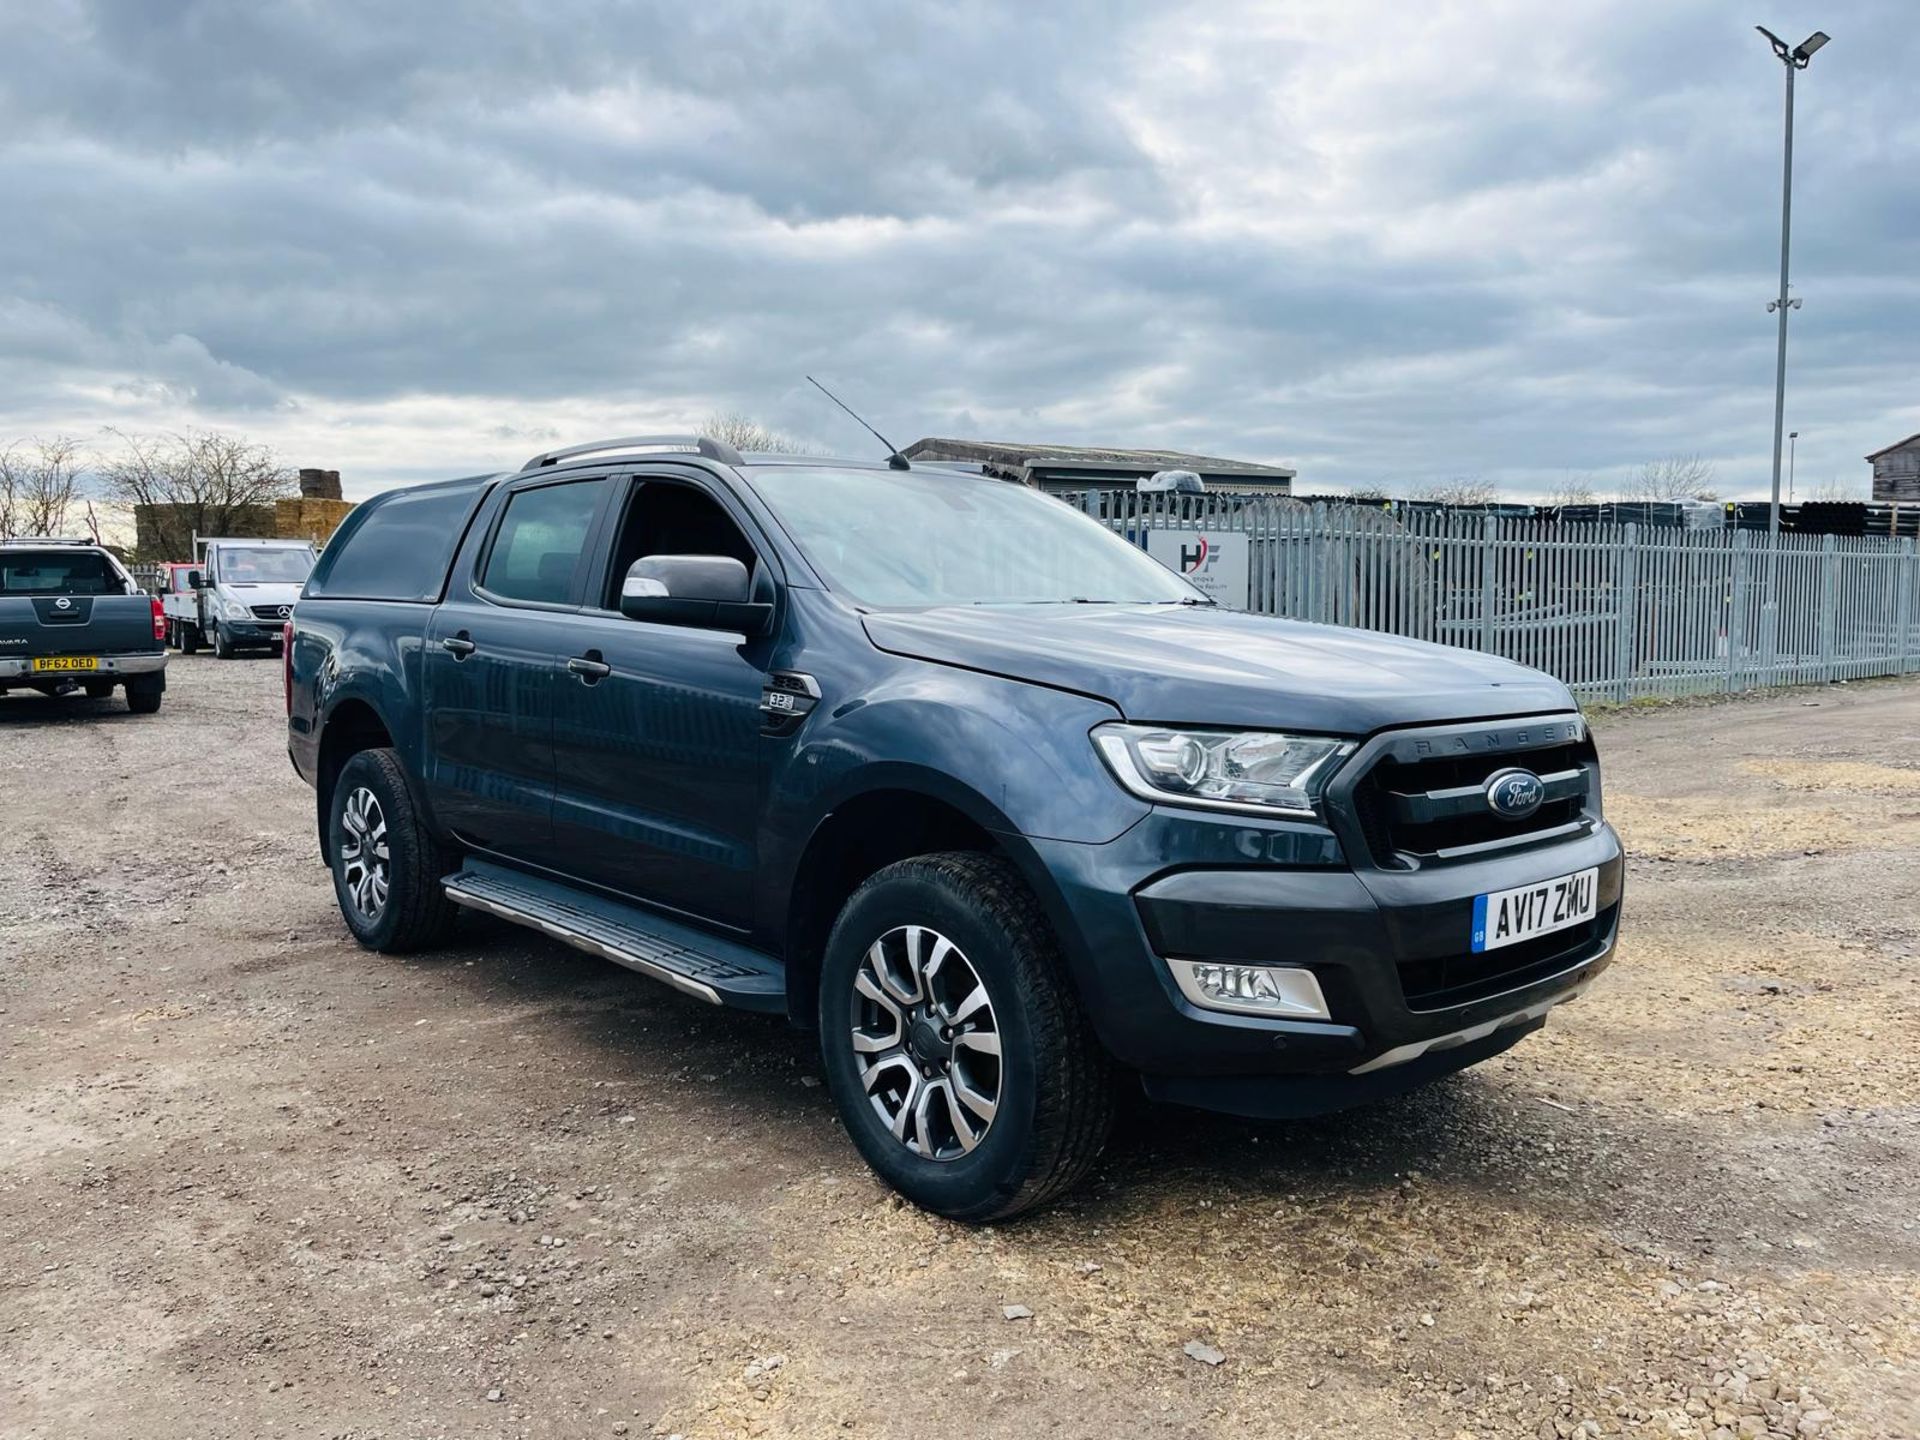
left=1026, top=808, right=1622, bottom=1117
left=0, top=652, right=167, bottom=681
left=216, top=620, right=284, bottom=644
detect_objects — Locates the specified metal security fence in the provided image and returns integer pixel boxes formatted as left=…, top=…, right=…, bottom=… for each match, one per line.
left=1075, top=490, right=1920, bottom=701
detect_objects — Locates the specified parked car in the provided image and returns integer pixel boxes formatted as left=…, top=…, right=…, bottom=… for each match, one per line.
left=0, top=538, right=167, bottom=713
left=173, top=538, right=316, bottom=657
left=287, top=436, right=1622, bottom=1219
left=155, top=562, right=201, bottom=650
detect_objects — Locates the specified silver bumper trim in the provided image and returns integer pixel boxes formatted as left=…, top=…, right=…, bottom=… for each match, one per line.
left=0, top=652, right=167, bottom=680
left=1349, top=983, right=1588, bottom=1075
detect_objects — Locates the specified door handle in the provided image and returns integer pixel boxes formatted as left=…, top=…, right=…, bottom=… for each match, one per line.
left=566, top=655, right=612, bottom=681
left=441, top=635, right=476, bottom=659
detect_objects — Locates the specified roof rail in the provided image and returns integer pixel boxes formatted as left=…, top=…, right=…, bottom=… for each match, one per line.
left=0, top=535, right=95, bottom=546
left=519, top=434, right=745, bottom=472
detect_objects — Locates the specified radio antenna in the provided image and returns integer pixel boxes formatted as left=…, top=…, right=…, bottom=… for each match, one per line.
left=806, top=376, right=910, bottom=470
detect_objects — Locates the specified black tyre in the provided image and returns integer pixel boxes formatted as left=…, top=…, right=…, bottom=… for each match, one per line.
left=212, top=623, right=235, bottom=659
left=819, top=852, right=1114, bottom=1221
left=125, top=676, right=163, bottom=714
left=327, top=748, right=459, bottom=953
left=181, top=623, right=200, bottom=655
left=83, top=680, right=114, bottom=699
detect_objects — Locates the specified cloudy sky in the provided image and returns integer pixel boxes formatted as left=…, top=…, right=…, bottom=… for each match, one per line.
left=2, top=0, right=1915, bottom=500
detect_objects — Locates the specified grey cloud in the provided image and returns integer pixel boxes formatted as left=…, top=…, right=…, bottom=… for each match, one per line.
left=1, top=0, right=1916, bottom=498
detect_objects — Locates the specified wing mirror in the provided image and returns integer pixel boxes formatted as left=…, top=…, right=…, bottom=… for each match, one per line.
left=187, top=569, right=204, bottom=588
left=620, top=555, right=773, bottom=635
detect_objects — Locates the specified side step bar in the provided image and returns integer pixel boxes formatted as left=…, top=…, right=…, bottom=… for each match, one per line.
left=443, top=860, right=785, bottom=1013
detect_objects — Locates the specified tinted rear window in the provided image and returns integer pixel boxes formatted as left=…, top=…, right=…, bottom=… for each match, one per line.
left=306, top=481, right=487, bottom=602
left=0, top=550, right=127, bottom=595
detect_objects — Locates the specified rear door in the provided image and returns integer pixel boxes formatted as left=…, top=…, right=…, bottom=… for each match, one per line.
left=546, top=469, right=775, bottom=928
left=420, top=473, right=615, bottom=861
left=0, top=548, right=154, bottom=658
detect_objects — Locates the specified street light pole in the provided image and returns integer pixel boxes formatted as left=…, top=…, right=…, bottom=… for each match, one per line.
left=1757, top=27, right=1828, bottom=541
left=1788, top=430, right=1798, bottom=503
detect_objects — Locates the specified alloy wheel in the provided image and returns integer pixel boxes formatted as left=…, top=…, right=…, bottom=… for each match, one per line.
left=338, top=785, right=390, bottom=921
left=849, top=925, right=1002, bottom=1160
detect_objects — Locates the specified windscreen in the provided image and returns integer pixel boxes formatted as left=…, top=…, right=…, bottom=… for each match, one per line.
left=746, top=467, right=1203, bottom=608
left=0, top=550, right=128, bottom=595
left=219, top=547, right=314, bottom=583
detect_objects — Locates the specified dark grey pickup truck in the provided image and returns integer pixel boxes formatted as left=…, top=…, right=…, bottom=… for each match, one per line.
left=0, top=539, right=168, bottom=713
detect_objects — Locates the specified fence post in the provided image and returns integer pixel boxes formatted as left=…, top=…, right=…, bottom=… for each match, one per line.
left=1727, top=529, right=1749, bottom=693
left=1900, top=539, right=1918, bottom=676
left=1614, top=522, right=1640, bottom=702
left=1817, top=534, right=1838, bottom=682
left=1307, top=503, right=1327, bottom=623
left=1478, top=514, right=1499, bottom=654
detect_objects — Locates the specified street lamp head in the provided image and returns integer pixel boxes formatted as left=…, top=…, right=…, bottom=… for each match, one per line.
left=1793, top=31, right=1830, bottom=64
left=1756, top=25, right=1792, bottom=62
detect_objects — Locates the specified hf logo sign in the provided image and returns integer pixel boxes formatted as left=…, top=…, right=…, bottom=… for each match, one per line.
left=1145, top=530, right=1250, bottom=609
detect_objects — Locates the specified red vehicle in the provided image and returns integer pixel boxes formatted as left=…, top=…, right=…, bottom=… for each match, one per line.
left=155, top=562, right=203, bottom=651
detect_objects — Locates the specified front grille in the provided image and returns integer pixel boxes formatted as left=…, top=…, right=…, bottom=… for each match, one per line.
left=1398, top=903, right=1616, bottom=1011
left=1352, top=740, right=1594, bottom=867
left=250, top=604, right=291, bottom=621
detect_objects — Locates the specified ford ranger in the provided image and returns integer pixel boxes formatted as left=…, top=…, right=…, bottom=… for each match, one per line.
left=286, top=436, right=1622, bottom=1219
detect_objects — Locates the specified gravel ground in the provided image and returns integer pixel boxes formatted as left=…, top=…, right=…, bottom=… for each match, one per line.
left=2, top=655, right=1916, bottom=1440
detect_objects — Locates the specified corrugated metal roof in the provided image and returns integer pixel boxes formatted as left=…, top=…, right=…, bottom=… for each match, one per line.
left=1866, top=432, right=1920, bottom=462
left=903, top=436, right=1295, bottom=480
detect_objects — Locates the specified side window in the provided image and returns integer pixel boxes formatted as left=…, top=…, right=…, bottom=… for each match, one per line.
left=308, top=482, right=484, bottom=602
left=601, top=480, right=759, bottom=609
left=483, top=478, right=608, bottom=606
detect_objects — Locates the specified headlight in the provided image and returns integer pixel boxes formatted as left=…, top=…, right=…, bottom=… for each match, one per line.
left=221, top=596, right=252, bottom=620
left=1092, top=723, right=1353, bottom=818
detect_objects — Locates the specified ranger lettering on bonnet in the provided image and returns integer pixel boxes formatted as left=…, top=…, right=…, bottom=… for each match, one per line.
left=287, top=437, right=1622, bottom=1220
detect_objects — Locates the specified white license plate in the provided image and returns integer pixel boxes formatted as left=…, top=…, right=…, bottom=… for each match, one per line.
left=1471, top=868, right=1598, bottom=953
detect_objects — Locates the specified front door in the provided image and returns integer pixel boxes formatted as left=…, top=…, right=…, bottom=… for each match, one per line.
left=420, top=473, right=613, bottom=861
left=547, top=473, right=774, bottom=929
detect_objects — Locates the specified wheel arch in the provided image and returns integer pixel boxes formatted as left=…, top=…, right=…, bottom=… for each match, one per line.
left=779, top=777, right=1074, bottom=1029
left=314, top=696, right=397, bottom=863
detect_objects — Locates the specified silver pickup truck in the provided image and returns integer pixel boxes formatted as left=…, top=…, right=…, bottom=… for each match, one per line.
left=0, top=539, right=167, bottom=713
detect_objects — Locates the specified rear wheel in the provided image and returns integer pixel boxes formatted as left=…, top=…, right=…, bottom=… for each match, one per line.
left=819, top=852, right=1115, bottom=1221
left=327, top=748, right=459, bottom=953
left=125, top=675, right=163, bottom=714
left=180, top=623, right=200, bottom=655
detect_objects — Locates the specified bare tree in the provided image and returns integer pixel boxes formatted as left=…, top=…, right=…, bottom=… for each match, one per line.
left=98, top=430, right=295, bottom=559
left=1413, top=477, right=1498, bottom=506
left=700, top=411, right=819, bottom=455
left=0, top=436, right=87, bottom=538
left=1544, top=475, right=1600, bottom=506
left=1344, top=484, right=1390, bottom=502
left=1806, top=477, right=1862, bottom=502
left=1621, top=454, right=1719, bottom=503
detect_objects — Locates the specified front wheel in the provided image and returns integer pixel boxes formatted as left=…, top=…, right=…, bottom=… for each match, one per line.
left=819, top=852, right=1115, bottom=1222
left=327, top=748, right=459, bottom=953
left=212, top=624, right=235, bottom=659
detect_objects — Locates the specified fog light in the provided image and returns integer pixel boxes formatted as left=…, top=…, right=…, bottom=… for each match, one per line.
left=1167, top=960, right=1331, bottom=1020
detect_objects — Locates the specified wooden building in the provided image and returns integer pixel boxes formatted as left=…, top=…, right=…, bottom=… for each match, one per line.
left=1868, top=433, right=1920, bottom=502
